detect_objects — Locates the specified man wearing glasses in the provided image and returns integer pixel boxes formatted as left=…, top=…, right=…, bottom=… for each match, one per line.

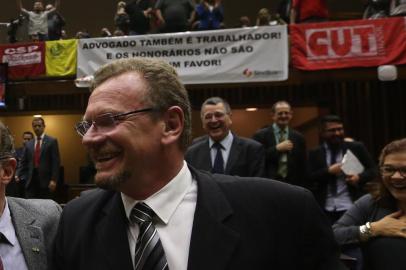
left=308, top=115, right=378, bottom=224
left=54, top=58, right=346, bottom=270
left=185, top=96, right=266, bottom=177
left=0, top=121, right=61, bottom=270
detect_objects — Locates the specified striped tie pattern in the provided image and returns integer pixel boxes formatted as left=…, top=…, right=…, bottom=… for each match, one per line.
left=130, top=203, right=169, bottom=270
left=277, top=129, right=288, bottom=178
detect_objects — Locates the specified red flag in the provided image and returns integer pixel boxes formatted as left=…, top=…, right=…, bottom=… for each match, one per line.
left=0, top=42, right=46, bottom=79
left=290, top=17, right=406, bottom=70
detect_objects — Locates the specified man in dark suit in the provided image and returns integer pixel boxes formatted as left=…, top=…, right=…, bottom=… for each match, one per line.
left=6, top=131, right=33, bottom=198
left=17, top=117, right=60, bottom=199
left=54, top=58, right=346, bottom=270
left=0, top=121, right=61, bottom=270
left=253, top=101, right=307, bottom=186
left=185, top=97, right=265, bottom=177
left=308, top=115, right=377, bottom=224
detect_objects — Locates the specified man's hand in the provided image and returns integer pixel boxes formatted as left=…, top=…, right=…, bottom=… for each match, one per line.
left=328, top=163, right=342, bottom=175
left=346, top=174, right=360, bottom=186
left=276, top=140, right=293, bottom=152
left=143, top=8, right=152, bottom=18
left=49, top=180, right=57, bottom=192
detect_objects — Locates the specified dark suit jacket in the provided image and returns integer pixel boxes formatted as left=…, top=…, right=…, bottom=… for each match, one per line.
left=185, top=135, right=266, bottom=177
left=17, top=134, right=60, bottom=188
left=8, top=197, right=62, bottom=270
left=308, top=141, right=378, bottom=208
left=252, top=126, right=307, bottom=186
left=54, top=167, right=346, bottom=270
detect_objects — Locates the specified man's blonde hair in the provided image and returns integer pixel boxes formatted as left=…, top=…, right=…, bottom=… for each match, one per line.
left=91, top=58, right=192, bottom=151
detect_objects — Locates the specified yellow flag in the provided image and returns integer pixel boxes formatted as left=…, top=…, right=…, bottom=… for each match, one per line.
left=46, top=39, right=77, bottom=77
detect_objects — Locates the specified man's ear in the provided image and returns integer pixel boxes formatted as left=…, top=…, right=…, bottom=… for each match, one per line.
left=161, top=106, right=184, bottom=145
left=0, top=158, right=17, bottom=185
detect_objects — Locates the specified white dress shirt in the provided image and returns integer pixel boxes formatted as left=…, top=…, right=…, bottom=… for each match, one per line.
left=121, top=161, right=197, bottom=270
left=0, top=199, right=29, bottom=270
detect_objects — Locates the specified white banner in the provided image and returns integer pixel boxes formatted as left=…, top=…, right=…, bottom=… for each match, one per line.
left=77, top=26, right=288, bottom=85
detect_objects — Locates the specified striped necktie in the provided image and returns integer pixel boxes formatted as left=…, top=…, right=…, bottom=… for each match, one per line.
left=130, top=203, right=169, bottom=270
left=277, top=129, right=288, bottom=178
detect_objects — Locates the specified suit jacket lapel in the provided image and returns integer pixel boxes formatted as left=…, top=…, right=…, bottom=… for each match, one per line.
left=225, top=136, right=241, bottom=174
left=96, top=193, right=133, bottom=270
left=321, top=146, right=328, bottom=168
left=40, top=135, right=48, bottom=156
left=188, top=169, right=239, bottom=270
left=269, top=128, right=277, bottom=147
left=194, top=137, right=212, bottom=172
left=8, top=198, right=47, bottom=270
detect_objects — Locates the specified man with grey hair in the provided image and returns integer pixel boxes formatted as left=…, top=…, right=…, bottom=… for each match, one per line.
left=54, top=58, right=346, bottom=270
left=186, top=96, right=266, bottom=177
left=0, top=121, right=61, bottom=270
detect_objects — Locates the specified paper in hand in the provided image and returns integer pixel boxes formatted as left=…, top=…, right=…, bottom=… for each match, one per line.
left=341, top=149, right=364, bottom=175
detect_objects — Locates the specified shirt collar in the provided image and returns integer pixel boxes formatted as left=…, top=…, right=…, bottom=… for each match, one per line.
left=0, top=198, right=18, bottom=246
left=208, top=131, right=233, bottom=150
left=121, top=161, right=193, bottom=225
left=36, top=134, right=45, bottom=141
left=272, top=123, right=288, bottom=134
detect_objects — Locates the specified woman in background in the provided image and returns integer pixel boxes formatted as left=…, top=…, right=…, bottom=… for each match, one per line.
left=334, top=138, right=406, bottom=270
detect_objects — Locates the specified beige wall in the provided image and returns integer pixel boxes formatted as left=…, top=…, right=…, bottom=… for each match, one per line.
left=1, top=114, right=87, bottom=184
left=0, top=106, right=320, bottom=185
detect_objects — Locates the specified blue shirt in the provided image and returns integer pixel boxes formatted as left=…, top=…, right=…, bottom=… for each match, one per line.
left=323, top=143, right=353, bottom=212
left=0, top=199, right=29, bottom=270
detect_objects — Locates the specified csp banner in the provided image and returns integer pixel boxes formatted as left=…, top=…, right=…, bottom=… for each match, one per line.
left=77, top=26, right=288, bottom=84
left=46, top=39, right=78, bottom=77
left=0, top=42, right=45, bottom=79
left=290, top=17, right=406, bottom=70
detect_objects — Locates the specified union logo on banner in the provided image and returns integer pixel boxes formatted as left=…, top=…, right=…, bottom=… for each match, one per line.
left=290, top=17, right=406, bottom=70
left=305, top=25, right=384, bottom=60
left=0, top=42, right=46, bottom=79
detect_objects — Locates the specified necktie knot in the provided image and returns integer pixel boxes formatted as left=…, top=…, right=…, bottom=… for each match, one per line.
left=37, top=136, right=41, bottom=141
left=130, top=203, right=155, bottom=225
left=131, top=203, right=169, bottom=270
left=212, top=142, right=223, bottom=150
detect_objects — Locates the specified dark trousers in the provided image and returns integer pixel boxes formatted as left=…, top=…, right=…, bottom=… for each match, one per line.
left=25, top=169, right=51, bottom=199
left=324, top=210, right=346, bottom=225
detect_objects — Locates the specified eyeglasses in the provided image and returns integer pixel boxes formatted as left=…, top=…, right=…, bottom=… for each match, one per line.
left=380, top=165, right=406, bottom=178
left=75, top=108, right=155, bottom=137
